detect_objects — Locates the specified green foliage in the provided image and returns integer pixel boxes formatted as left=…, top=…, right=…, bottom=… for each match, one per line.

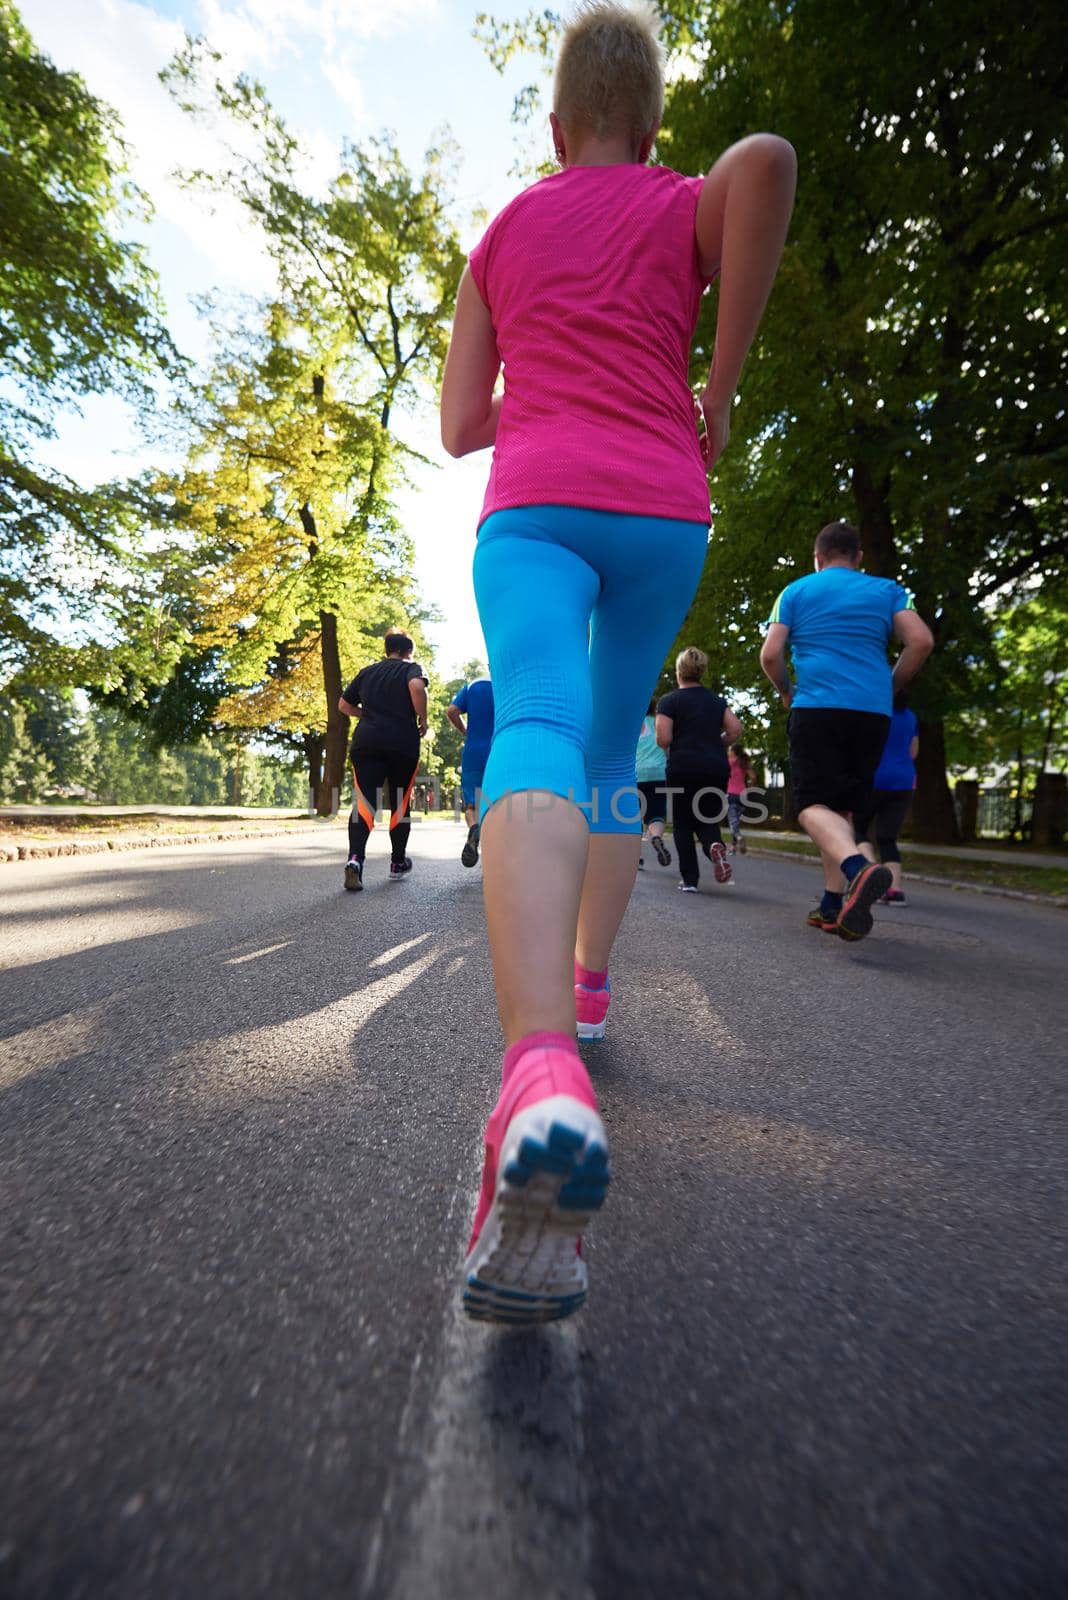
left=156, top=46, right=466, bottom=798
left=0, top=1, right=178, bottom=676
left=476, top=2, right=1067, bottom=803
left=662, top=0, right=1066, bottom=729
left=948, top=586, right=1068, bottom=780
left=0, top=693, right=54, bottom=801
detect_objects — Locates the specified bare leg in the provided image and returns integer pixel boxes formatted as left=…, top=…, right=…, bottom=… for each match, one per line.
left=481, top=791, right=589, bottom=1045
left=464, top=803, right=478, bottom=828
left=575, top=833, right=642, bottom=973
left=887, top=860, right=903, bottom=890
left=800, top=803, right=876, bottom=880
left=819, top=849, right=846, bottom=892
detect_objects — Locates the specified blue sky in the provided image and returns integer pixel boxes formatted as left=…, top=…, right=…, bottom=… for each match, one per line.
left=20, top=0, right=552, bottom=676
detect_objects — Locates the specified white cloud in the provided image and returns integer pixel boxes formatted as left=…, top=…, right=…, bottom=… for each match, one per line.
left=19, top=0, right=276, bottom=295
left=194, top=0, right=439, bottom=68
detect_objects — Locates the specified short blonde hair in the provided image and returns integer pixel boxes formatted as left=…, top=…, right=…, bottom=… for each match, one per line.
left=553, top=2, right=664, bottom=148
left=676, top=646, right=707, bottom=683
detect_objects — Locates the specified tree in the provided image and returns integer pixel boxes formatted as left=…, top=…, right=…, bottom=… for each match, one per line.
left=163, top=42, right=466, bottom=812
left=0, top=1, right=177, bottom=679
left=478, top=2, right=1067, bottom=841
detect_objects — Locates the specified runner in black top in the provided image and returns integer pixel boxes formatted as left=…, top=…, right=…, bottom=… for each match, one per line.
left=338, top=630, right=428, bottom=891
left=657, top=646, right=744, bottom=892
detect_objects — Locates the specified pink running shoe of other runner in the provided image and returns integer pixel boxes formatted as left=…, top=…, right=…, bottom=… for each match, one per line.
left=575, top=973, right=611, bottom=1042
left=463, top=1038, right=611, bottom=1324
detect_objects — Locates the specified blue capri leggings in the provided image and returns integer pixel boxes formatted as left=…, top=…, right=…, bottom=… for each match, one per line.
left=473, top=505, right=708, bottom=835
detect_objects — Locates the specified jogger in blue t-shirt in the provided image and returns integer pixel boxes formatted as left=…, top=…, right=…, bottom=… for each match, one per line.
left=761, top=521, right=933, bottom=941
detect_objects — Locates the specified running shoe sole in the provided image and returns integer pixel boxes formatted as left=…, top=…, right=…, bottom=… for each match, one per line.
left=576, top=1016, right=607, bottom=1042
left=807, top=911, right=838, bottom=932
left=837, top=864, right=893, bottom=941
left=652, top=838, right=671, bottom=867
left=710, top=844, right=733, bottom=884
left=461, top=839, right=480, bottom=868
left=343, top=864, right=363, bottom=892
left=463, top=1095, right=610, bottom=1325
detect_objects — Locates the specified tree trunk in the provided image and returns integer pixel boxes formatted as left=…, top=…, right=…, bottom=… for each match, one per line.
left=912, top=718, right=960, bottom=843
left=303, top=731, right=324, bottom=810
left=955, top=779, right=979, bottom=843
left=315, top=609, right=348, bottom=816
left=850, top=452, right=897, bottom=577
left=1031, top=772, right=1066, bottom=849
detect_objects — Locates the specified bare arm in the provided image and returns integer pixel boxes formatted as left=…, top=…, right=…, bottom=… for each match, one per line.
left=760, top=622, right=793, bottom=707
left=655, top=714, right=673, bottom=750
left=909, top=735, right=920, bottom=760
left=446, top=704, right=466, bottom=736
left=722, top=708, right=744, bottom=744
left=408, top=677, right=429, bottom=737
left=695, top=134, right=797, bottom=467
left=891, top=610, right=934, bottom=694
left=440, top=268, right=503, bottom=458
left=338, top=696, right=360, bottom=719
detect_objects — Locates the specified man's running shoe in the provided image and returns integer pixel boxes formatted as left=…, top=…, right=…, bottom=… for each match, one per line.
left=806, top=905, right=838, bottom=932
left=652, top=836, right=671, bottom=867
left=710, top=841, right=733, bottom=883
left=463, top=1043, right=610, bottom=1324
left=389, top=857, right=413, bottom=880
left=343, top=858, right=363, bottom=892
left=837, top=862, right=893, bottom=941
left=575, top=975, right=611, bottom=1042
left=461, top=824, right=480, bottom=868
left=678, top=881, right=698, bottom=893
left=883, top=888, right=907, bottom=905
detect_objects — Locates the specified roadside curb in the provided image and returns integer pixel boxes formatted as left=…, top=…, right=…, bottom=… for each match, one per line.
left=0, top=822, right=343, bottom=864
left=745, top=844, right=1068, bottom=909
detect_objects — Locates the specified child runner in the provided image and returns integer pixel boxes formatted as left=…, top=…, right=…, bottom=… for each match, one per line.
left=726, top=743, right=756, bottom=853
left=852, top=691, right=919, bottom=904
left=446, top=674, right=495, bottom=867
left=656, top=647, right=743, bottom=892
left=635, top=698, right=671, bottom=871
left=440, top=1, right=796, bottom=1323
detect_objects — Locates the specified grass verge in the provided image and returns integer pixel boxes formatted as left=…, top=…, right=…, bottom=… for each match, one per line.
left=746, top=833, right=1068, bottom=899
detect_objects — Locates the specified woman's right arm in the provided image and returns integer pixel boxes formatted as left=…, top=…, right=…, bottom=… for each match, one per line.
left=440, top=268, right=503, bottom=457
left=694, top=135, right=797, bottom=468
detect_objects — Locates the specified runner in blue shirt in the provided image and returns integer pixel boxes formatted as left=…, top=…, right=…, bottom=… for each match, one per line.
left=446, top=675, right=495, bottom=867
left=760, top=521, right=932, bottom=940
left=853, top=694, right=920, bottom=905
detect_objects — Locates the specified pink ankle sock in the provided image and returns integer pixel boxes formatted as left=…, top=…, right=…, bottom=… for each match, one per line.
left=574, top=960, right=608, bottom=990
left=502, top=1030, right=577, bottom=1088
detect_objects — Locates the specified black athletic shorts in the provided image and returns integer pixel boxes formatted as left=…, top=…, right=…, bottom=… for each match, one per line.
left=637, top=779, right=668, bottom=825
left=788, top=708, right=890, bottom=816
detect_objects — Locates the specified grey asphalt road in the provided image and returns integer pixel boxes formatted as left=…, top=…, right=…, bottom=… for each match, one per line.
left=1, top=826, right=1064, bottom=1599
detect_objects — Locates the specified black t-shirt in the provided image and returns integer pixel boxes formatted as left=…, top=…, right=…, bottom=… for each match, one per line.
left=657, top=686, right=729, bottom=778
left=344, top=658, right=427, bottom=758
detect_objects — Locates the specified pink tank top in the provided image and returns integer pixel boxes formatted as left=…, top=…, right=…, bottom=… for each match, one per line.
left=468, top=164, right=712, bottom=528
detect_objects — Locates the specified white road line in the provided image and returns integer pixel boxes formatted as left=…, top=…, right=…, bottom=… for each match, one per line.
left=374, top=1188, right=594, bottom=1600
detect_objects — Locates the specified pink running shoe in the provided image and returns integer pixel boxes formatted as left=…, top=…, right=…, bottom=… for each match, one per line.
left=463, top=1043, right=610, bottom=1324
left=710, top=841, right=733, bottom=883
left=575, top=975, right=611, bottom=1042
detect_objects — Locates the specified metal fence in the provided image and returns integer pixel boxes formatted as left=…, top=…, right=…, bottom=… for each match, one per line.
left=963, top=786, right=1033, bottom=840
